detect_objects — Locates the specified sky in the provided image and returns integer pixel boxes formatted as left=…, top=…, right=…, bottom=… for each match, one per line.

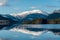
left=0, top=0, right=60, bottom=14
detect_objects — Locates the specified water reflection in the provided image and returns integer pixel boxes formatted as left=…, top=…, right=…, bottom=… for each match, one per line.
left=1, top=24, right=60, bottom=33
left=0, top=24, right=60, bottom=40
left=0, top=30, right=60, bottom=40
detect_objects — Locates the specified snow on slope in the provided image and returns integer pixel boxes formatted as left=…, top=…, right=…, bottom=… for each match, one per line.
left=10, top=10, right=48, bottom=18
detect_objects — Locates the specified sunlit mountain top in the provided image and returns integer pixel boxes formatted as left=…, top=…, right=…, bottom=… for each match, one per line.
left=10, top=10, right=48, bottom=18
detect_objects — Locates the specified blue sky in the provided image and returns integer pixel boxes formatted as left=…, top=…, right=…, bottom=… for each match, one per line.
left=0, top=0, right=60, bottom=14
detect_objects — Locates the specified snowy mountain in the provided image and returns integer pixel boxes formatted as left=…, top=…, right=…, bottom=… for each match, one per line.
left=0, top=14, right=19, bottom=29
left=53, top=10, right=60, bottom=13
left=10, top=10, right=48, bottom=23
left=10, top=10, right=48, bottom=18
left=23, top=13, right=47, bottom=21
left=48, top=10, right=60, bottom=19
left=1, top=14, right=19, bottom=21
left=47, top=13, right=60, bottom=19
left=0, top=10, right=48, bottom=29
left=0, top=10, right=60, bottom=34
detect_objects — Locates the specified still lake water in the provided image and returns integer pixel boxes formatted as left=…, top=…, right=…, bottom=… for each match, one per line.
left=0, top=24, right=60, bottom=40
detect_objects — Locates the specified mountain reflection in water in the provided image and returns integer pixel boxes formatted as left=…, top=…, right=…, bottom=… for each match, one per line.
left=0, top=24, right=60, bottom=40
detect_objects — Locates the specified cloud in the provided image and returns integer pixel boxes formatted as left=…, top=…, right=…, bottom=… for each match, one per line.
left=0, top=0, right=7, bottom=6
left=30, top=6, right=37, bottom=9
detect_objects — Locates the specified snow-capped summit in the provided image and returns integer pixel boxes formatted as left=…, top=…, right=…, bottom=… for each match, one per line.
left=10, top=10, right=48, bottom=18
left=53, top=10, right=60, bottom=13
left=47, top=10, right=60, bottom=19
left=18, top=10, right=43, bottom=16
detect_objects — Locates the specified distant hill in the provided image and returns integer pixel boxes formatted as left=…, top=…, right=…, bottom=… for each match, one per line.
left=0, top=14, right=19, bottom=29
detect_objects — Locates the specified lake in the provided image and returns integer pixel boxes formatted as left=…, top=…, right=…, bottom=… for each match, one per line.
left=0, top=24, right=60, bottom=40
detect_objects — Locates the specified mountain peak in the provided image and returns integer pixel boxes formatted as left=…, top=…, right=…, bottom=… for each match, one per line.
left=53, top=10, right=60, bottom=13
left=19, top=10, right=42, bottom=16
left=11, top=10, right=48, bottom=17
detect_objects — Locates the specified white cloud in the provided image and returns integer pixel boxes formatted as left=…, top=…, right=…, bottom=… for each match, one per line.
left=0, top=0, right=7, bottom=6
left=30, top=6, right=37, bottom=9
